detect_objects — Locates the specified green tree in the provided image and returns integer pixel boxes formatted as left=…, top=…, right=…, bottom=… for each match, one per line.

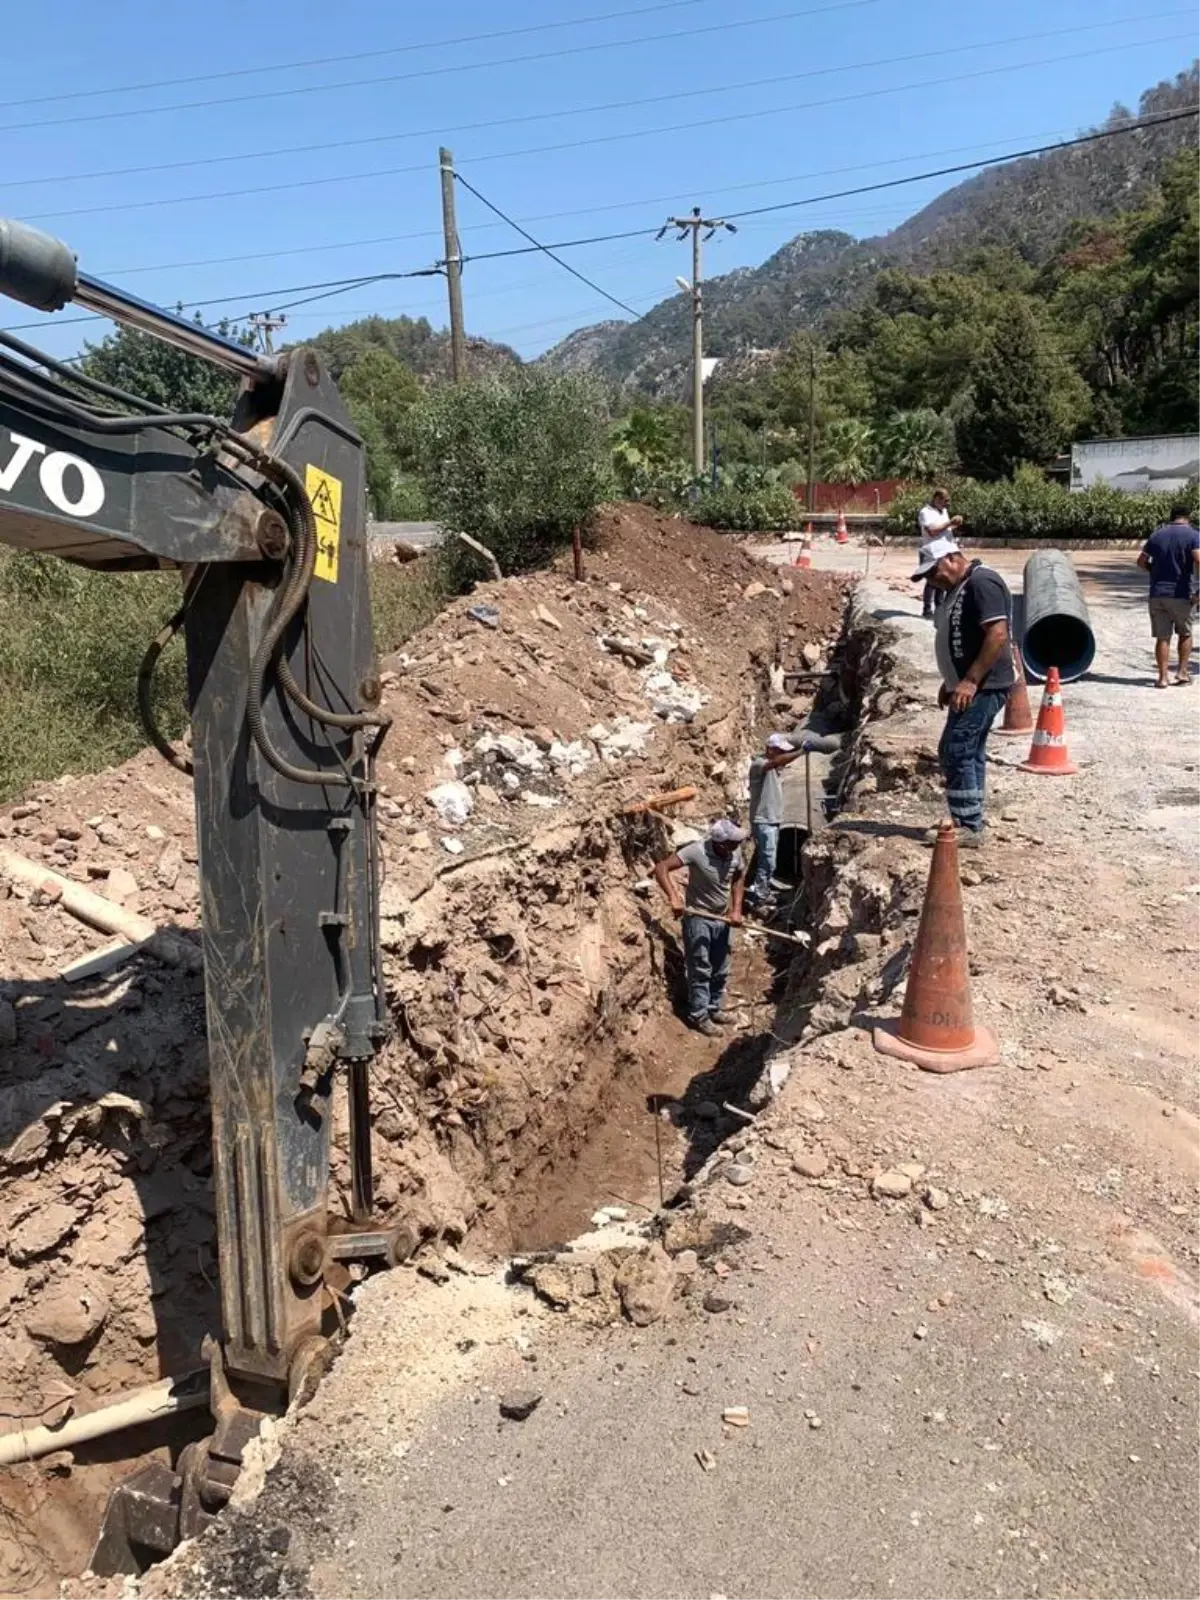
left=79, top=319, right=252, bottom=415
left=820, top=418, right=876, bottom=484
left=610, top=406, right=687, bottom=495
left=404, top=371, right=614, bottom=577
left=955, top=300, right=1086, bottom=479
left=338, top=346, right=422, bottom=519
left=879, top=409, right=955, bottom=478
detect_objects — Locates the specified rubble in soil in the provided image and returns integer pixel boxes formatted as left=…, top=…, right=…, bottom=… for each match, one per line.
left=0, top=504, right=845, bottom=1591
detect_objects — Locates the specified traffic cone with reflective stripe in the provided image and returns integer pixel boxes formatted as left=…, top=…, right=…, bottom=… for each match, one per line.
left=1019, top=666, right=1077, bottom=775
left=793, top=524, right=813, bottom=569
left=995, top=644, right=1035, bottom=738
left=873, top=820, right=1000, bottom=1074
left=835, top=509, right=849, bottom=545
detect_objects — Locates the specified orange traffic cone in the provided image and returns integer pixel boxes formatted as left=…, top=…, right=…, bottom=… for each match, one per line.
left=792, top=525, right=813, bottom=570
left=994, top=643, right=1034, bottom=738
left=874, top=821, right=1001, bottom=1073
left=1019, top=666, right=1077, bottom=775
left=835, top=509, right=849, bottom=545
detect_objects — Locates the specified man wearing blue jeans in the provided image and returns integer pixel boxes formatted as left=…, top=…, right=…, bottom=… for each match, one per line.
left=747, top=733, right=801, bottom=909
left=912, top=534, right=1014, bottom=846
left=654, top=819, right=746, bottom=1036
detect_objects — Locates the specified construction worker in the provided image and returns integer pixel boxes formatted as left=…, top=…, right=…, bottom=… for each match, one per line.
left=918, top=489, right=963, bottom=620
left=911, top=533, right=1014, bottom=847
left=654, top=818, right=747, bottom=1036
left=746, top=733, right=802, bottom=910
left=1137, top=504, right=1199, bottom=688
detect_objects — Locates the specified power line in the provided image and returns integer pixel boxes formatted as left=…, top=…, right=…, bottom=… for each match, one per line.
left=10, top=9, right=1184, bottom=192
left=1, top=0, right=709, bottom=108
left=451, top=107, right=1200, bottom=263
left=0, top=269, right=445, bottom=335
left=3, top=109, right=1195, bottom=339
left=90, top=115, right=1173, bottom=280
left=454, top=172, right=643, bottom=318
left=0, top=1, right=879, bottom=136
left=9, top=4, right=1184, bottom=192
left=20, top=32, right=1193, bottom=225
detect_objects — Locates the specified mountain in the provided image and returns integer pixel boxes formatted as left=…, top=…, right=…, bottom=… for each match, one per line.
left=303, top=314, right=520, bottom=385
left=539, top=65, right=1198, bottom=394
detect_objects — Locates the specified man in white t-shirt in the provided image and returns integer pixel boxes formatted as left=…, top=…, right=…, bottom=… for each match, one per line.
left=917, top=489, right=963, bottom=620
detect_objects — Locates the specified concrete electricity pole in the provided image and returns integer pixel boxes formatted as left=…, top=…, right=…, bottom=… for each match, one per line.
left=659, top=207, right=736, bottom=478
left=439, top=147, right=467, bottom=383
left=806, top=340, right=819, bottom=514
left=248, top=311, right=287, bottom=355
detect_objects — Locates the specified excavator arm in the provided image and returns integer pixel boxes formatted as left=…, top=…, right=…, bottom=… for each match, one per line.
left=0, top=219, right=410, bottom=1568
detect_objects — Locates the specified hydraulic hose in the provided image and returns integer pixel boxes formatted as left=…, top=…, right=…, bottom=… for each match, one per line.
left=137, top=605, right=194, bottom=776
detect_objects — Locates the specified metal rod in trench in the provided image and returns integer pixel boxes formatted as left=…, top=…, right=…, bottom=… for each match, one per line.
left=652, top=1105, right=665, bottom=1207
left=805, top=747, right=813, bottom=836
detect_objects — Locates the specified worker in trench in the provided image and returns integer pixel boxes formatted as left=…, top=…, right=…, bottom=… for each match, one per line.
left=654, top=818, right=747, bottom=1037
left=912, top=531, right=1015, bottom=847
left=746, top=732, right=804, bottom=912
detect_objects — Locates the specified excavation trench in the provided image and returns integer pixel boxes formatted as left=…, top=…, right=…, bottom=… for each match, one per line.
left=0, top=512, right=861, bottom=1592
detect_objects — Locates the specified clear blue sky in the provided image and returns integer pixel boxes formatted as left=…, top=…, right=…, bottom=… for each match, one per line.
left=2, top=0, right=1195, bottom=362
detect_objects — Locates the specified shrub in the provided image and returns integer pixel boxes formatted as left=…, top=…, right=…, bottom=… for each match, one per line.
left=404, top=370, right=614, bottom=579
left=885, top=467, right=1200, bottom=541
left=691, top=481, right=799, bottom=531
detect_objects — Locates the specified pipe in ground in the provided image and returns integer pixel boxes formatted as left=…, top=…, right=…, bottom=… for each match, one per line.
left=0, top=1372, right=208, bottom=1466
left=1020, top=550, right=1096, bottom=683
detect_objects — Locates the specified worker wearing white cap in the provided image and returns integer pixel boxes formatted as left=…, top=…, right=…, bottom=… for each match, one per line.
left=746, top=732, right=802, bottom=910
left=654, top=818, right=747, bottom=1035
left=911, top=534, right=1014, bottom=845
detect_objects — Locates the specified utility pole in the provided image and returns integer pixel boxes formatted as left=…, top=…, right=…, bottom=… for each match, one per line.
left=248, top=311, right=287, bottom=355
left=439, top=147, right=466, bottom=383
left=806, top=340, right=819, bottom=514
left=658, top=207, right=736, bottom=479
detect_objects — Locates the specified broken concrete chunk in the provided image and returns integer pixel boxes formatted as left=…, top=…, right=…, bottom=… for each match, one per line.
left=425, top=782, right=474, bottom=827
left=871, top=1170, right=913, bottom=1200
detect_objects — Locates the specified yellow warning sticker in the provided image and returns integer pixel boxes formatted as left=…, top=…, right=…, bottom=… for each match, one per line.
left=305, top=464, right=342, bottom=583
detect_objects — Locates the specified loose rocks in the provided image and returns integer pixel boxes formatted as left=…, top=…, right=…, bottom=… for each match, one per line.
left=871, top=1170, right=913, bottom=1200
left=9, top=1202, right=78, bottom=1265
left=791, top=1151, right=829, bottom=1179
left=614, top=1242, right=675, bottom=1327
left=25, top=1276, right=108, bottom=1348
left=499, top=1390, right=542, bottom=1422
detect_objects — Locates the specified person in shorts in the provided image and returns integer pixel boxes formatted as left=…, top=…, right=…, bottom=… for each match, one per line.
left=1138, top=506, right=1199, bottom=687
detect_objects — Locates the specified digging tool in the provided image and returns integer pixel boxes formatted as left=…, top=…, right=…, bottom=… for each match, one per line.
left=685, top=910, right=811, bottom=948
left=622, top=786, right=697, bottom=815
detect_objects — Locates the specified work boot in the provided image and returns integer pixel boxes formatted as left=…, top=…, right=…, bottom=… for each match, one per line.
left=689, top=1016, right=720, bottom=1037
left=708, top=1010, right=736, bottom=1028
left=923, top=825, right=984, bottom=849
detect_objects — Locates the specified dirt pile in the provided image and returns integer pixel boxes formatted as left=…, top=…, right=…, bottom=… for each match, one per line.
left=0, top=505, right=845, bottom=1590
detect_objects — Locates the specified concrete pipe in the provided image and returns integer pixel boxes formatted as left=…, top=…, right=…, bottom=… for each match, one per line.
left=1020, top=550, right=1096, bottom=683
